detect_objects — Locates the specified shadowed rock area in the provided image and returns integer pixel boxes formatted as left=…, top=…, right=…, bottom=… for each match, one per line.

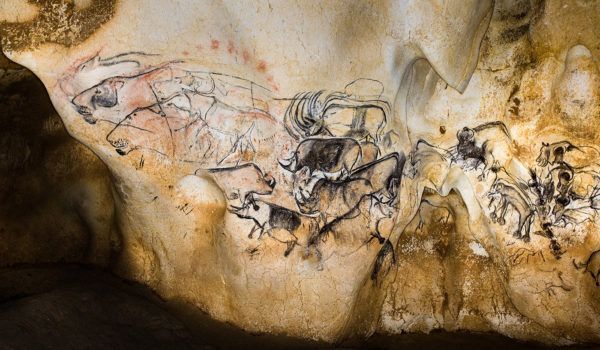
left=1, top=265, right=589, bottom=350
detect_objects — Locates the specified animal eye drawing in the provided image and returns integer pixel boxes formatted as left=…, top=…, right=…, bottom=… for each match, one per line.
left=61, top=52, right=600, bottom=286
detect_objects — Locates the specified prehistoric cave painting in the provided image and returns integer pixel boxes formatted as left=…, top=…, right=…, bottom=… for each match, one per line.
left=67, top=53, right=278, bottom=166
left=228, top=194, right=319, bottom=257
left=281, top=80, right=398, bottom=147
left=451, top=121, right=514, bottom=180
left=492, top=146, right=600, bottom=259
left=238, top=159, right=401, bottom=266
left=204, top=163, right=276, bottom=206
left=62, top=53, right=404, bottom=276
left=488, top=179, right=535, bottom=241
left=279, top=137, right=374, bottom=182
left=404, top=120, right=600, bottom=262
left=301, top=153, right=404, bottom=240
left=508, top=247, right=547, bottom=267
left=448, top=122, right=600, bottom=259
left=529, top=270, right=574, bottom=297
left=573, top=249, right=600, bottom=287
left=61, top=52, right=600, bottom=289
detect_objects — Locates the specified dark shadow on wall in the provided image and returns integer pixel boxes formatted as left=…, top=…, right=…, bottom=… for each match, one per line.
left=0, top=50, right=117, bottom=267
left=1, top=265, right=597, bottom=350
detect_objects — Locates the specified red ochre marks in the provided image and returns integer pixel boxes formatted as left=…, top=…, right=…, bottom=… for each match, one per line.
left=206, top=39, right=277, bottom=90
left=227, top=41, right=236, bottom=55
left=182, top=51, right=189, bottom=56
left=256, top=60, right=267, bottom=73
left=242, top=50, right=251, bottom=64
left=64, top=49, right=102, bottom=75
left=266, top=75, right=279, bottom=92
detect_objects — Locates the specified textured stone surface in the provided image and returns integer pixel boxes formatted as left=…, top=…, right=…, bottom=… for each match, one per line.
left=0, top=266, right=582, bottom=349
left=1, top=0, right=600, bottom=345
left=0, top=51, right=115, bottom=267
left=0, top=266, right=205, bottom=349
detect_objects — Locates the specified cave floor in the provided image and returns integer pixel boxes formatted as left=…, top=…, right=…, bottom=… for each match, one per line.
left=0, top=265, right=595, bottom=350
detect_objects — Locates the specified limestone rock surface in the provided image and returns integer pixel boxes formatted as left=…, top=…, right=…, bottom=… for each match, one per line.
left=1, top=0, right=600, bottom=345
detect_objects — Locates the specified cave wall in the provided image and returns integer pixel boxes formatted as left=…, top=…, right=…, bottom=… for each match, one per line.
left=379, top=0, right=600, bottom=344
left=0, top=0, right=599, bottom=345
left=0, top=50, right=115, bottom=266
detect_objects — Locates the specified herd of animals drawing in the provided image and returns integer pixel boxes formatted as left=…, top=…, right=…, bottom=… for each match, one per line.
left=63, top=53, right=600, bottom=285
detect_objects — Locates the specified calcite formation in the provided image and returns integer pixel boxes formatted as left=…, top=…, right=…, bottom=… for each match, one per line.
left=1, top=0, right=599, bottom=345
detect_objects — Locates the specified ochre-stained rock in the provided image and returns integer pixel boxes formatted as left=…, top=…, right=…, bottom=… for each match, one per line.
left=1, top=0, right=599, bottom=345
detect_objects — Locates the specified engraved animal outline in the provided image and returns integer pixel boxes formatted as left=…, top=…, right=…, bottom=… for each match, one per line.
left=453, top=121, right=527, bottom=180
left=203, top=163, right=277, bottom=206
left=573, top=250, right=600, bottom=287
left=228, top=194, right=319, bottom=257
left=294, top=152, right=404, bottom=219
left=488, top=178, right=535, bottom=241
left=282, top=90, right=390, bottom=142
left=70, top=59, right=281, bottom=165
